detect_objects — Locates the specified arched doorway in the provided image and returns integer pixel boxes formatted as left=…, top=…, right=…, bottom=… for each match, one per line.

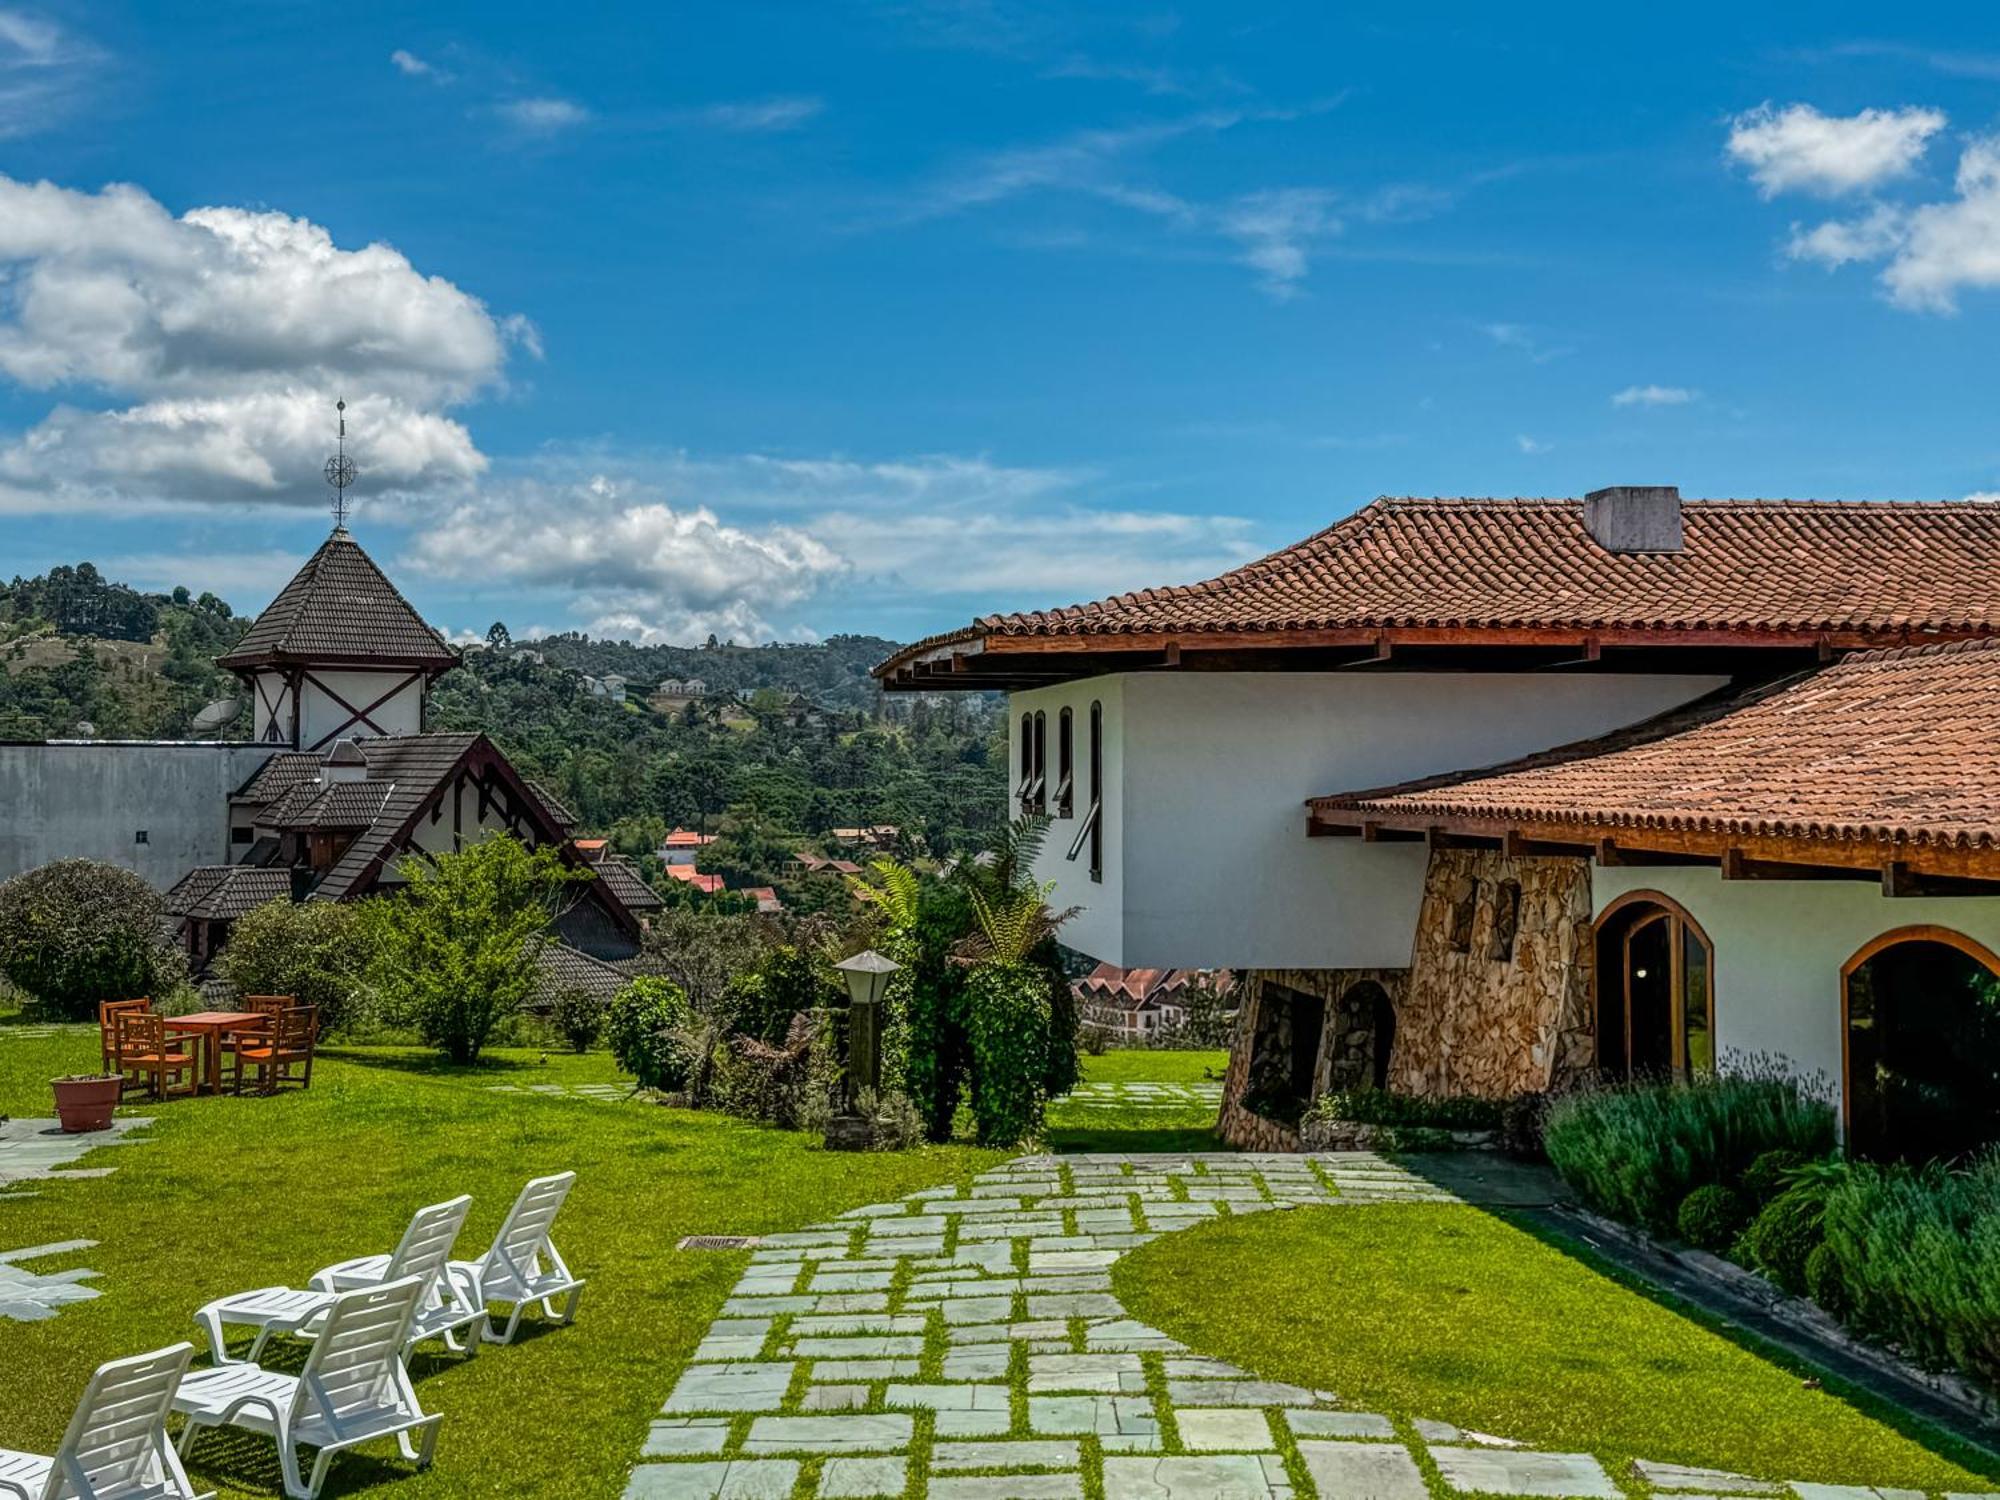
left=1594, top=893, right=1714, bottom=1081
left=1843, top=927, right=2000, bottom=1164
left=1341, top=980, right=1397, bottom=1090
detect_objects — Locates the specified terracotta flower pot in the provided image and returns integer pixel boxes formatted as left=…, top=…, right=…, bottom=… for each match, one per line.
left=52, top=1074, right=121, bottom=1134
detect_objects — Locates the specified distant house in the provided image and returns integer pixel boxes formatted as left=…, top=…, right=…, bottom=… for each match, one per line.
left=665, top=864, right=726, bottom=896
left=1074, top=964, right=1235, bottom=1041
left=585, top=673, right=628, bottom=704
left=785, top=851, right=863, bottom=879
left=744, top=886, right=784, bottom=915
left=656, top=677, right=707, bottom=698
left=660, top=828, right=718, bottom=866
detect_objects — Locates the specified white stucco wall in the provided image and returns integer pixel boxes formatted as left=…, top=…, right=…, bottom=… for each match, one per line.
left=0, top=742, right=281, bottom=888
left=1013, top=670, right=1726, bottom=970
left=1592, top=865, right=2000, bottom=1100
left=376, top=771, right=557, bottom=883
left=250, top=668, right=424, bottom=747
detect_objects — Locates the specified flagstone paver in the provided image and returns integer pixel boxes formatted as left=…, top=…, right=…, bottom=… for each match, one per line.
left=624, top=1151, right=1965, bottom=1499
left=481, top=1081, right=636, bottom=1103
left=0, top=1116, right=153, bottom=1190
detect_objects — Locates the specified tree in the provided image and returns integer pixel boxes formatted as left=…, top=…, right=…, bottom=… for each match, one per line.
left=218, top=898, right=372, bottom=1034
left=486, top=621, right=512, bottom=649
left=607, top=976, right=697, bottom=1090
left=0, top=859, right=184, bottom=1020
left=362, top=835, right=592, bottom=1062
left=959, top=879, right=1074, bottom=1146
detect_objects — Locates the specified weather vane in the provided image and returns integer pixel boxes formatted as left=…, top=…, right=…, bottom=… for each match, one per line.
left=324, top=398, right=356, bottom=530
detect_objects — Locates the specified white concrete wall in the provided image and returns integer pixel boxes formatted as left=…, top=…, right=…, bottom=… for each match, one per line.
left=1011, top=678, right=1124, bottom=963
left=299, top=670, right=423, bottom=749
left=1592, top=865, right=2000, bottom=1099
left=0, top=742, right=281, bottom=889
left=1015, top=670, right=1725, bottom=970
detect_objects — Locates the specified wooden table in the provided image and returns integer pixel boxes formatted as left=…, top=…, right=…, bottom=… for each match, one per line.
left=166, top=1012, right=270, bottom=1095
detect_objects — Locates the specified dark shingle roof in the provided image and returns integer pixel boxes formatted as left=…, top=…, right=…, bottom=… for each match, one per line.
left=259, top=779, right=396, bottom=830
left=164, top=865, right=293, bottom=921
left=595, top=855, right=663, bottom=911
left=310, top=734, right=482, bottom=899
left=527, top=942, right=631, bottom=1007
left=880, top=497, right=2000, bottom=675
left=217, top=529, right=457, bottom=669
left=1309, top=636, right=2000, bottom=855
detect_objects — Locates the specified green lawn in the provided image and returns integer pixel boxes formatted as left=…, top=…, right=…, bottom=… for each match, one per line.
left=0, top=1021, right=1003, bottom=1498
left=1114, top=1201, right=2000, bottom=1489
left=1042, top=1047, right=1227, bottom=1153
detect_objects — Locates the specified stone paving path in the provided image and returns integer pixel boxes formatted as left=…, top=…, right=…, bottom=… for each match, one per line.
left=631, top=1152, right=1962, bottom=1500
left=1054, top=1083, right=1222, bottom=1113
left=481, top=1081, right=636, bottom=1104
left=0, top=1115, right=153, bottom=1191
left=0, top=1239, right=103, bottom=1321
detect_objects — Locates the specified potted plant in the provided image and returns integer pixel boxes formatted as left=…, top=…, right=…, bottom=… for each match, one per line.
left=51, top=1075, right=121, bottom=1133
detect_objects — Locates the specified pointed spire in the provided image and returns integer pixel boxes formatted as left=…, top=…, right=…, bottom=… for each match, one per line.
left=324, top=398, right=356, bottom=532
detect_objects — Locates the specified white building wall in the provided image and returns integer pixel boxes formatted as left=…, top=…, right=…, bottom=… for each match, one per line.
left=1015, top=671, right=1726, bottom=970
left=379, top=772, right=556, bottom=883
left=0, top=742, right=281, bottom=888
left=299, top=671, right=424, bottom=749
left=1592, top=865, right=2000, bottom=1098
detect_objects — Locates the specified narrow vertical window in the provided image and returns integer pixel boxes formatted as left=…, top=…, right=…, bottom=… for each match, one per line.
left=1055, top=707, right=1074, bottom=817
left=1031, top=710, right=1047, bottom=813
left=1488, top=879, right=1522, bottom=962
left=1017, top=712, right=1035, bottom=815
left=1087, top=700, right=1102, bottom=881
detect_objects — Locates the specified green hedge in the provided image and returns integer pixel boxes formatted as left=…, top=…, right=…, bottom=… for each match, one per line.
left=1543, top=1072, right=1836, bottom=1232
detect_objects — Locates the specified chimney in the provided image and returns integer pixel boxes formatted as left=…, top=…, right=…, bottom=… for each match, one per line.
left=319, top=738, right=369, bottom=784
left=1583, top=486, right=1682, bottom=553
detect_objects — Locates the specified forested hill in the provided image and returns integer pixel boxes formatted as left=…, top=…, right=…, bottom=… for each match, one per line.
left=510, top=630, right=898, bottom=712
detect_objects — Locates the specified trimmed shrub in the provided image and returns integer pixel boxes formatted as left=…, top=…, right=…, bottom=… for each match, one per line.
left=1543, top=1071, right=1836, bottom=1232
left=1738, top=1184, right=1828, bottom=1294
left=1676, top=1184, right=1750, bottom=1253
left=1741, top=1147, right=1811, bottom=1207
left=219, top=897, right=371, bottom=1034
left=552, top=988, right=603, bottom=1053
left=607, top=977, right=697, bottom=1091
left=1498, top=1090, right=1553, bottom=1160
left=1309, top=1088, right=1503, bottom=1132
left=0, top=858, right=184, bottom=1020
left=966, top=961, right=1051, bottom=1147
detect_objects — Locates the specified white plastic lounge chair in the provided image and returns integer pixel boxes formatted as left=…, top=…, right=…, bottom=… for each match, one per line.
left=173, top=1277, right=440, bottom=1500
left=446, top=1171, right=584, bottom=1344
left=193, top=1195, right=484, bottom=1364
left=0, top=1342, right=209, bottom=1500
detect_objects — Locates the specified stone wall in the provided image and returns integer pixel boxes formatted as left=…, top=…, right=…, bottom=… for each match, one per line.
left=1387, top=849, right=1595, bottom=1098
left=1219, top=966, right=1406, bottom=1149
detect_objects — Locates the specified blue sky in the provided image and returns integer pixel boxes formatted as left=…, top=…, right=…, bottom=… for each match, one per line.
left=5, top=3, right=2000, bottom=644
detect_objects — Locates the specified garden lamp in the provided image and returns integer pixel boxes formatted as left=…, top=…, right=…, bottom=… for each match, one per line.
left=834, top=948, right=900, bottom=1100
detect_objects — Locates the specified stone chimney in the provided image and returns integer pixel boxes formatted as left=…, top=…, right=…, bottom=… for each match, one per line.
left=319, top=738, right=369, bottom=784
left=1583, top=485, right=1682, bottom=553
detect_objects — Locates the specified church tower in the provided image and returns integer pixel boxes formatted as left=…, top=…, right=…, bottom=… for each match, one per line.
left=215, top=403, right=459, bottom=749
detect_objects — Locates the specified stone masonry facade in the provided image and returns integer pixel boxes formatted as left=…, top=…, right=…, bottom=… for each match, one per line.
left=1220, top=851, right=1595, bottom=1145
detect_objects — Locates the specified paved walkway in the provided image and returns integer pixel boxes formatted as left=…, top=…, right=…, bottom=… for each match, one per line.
left=629, top=1152, right=1929, bottom=1500
left=0, top=1115, right=153, bottom=1191
left=1054, top=1082, right=1222, bottom=1113
left=481, top=1081, right=636, bottom=1104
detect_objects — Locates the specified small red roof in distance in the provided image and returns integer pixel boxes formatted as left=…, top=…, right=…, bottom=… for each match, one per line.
left=1309, top=636, right=2000, bottom=854
left=574, top=838, right=608, bottom=851
left=218, top=529, right=457, bottom=668
left=663, top=828, right=713, bottom=846
left=877, top=496, right=2000, bottom=675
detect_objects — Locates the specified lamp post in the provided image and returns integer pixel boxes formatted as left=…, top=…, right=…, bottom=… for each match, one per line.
left=834, top=949, right=901, bottom=1105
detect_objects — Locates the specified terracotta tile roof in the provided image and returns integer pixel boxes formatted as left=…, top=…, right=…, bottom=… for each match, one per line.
left=218, top=529, right=457, bottom=669
left=664, top=865, right=725, bottom=894
left=1309, top=637, right=2000, bottom=854
left=663, top=828, right=715, bottom=847
left=164, top=865, right=293, bottom=921
left=881, top=496, right=2000, bottom=673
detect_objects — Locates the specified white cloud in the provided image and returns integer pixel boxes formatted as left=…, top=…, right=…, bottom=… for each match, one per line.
left=497, top=96, right=589, bottom=133
left=1481, top=322, right=1572, bottom=363
left=1219, top=188, right=1340, bottom=299
left=1611, top=384, right=1697, bottom=407
left=1726, top=102, right=1944, bottom=198
left=389, top=48, right=443, bottom=80
left=1515, top=434, right=1551, bottom=455
left=1781, top=137, right=2000, bottom=312
left=399, top=450, right=1261, bottom=643
left=0, top=9, right=99, bottom=138
left=694, top=96, right=823, bottom=132
left=0, top=173, right=519, bottom=511
left=96, top=548, right=305, bottom=602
